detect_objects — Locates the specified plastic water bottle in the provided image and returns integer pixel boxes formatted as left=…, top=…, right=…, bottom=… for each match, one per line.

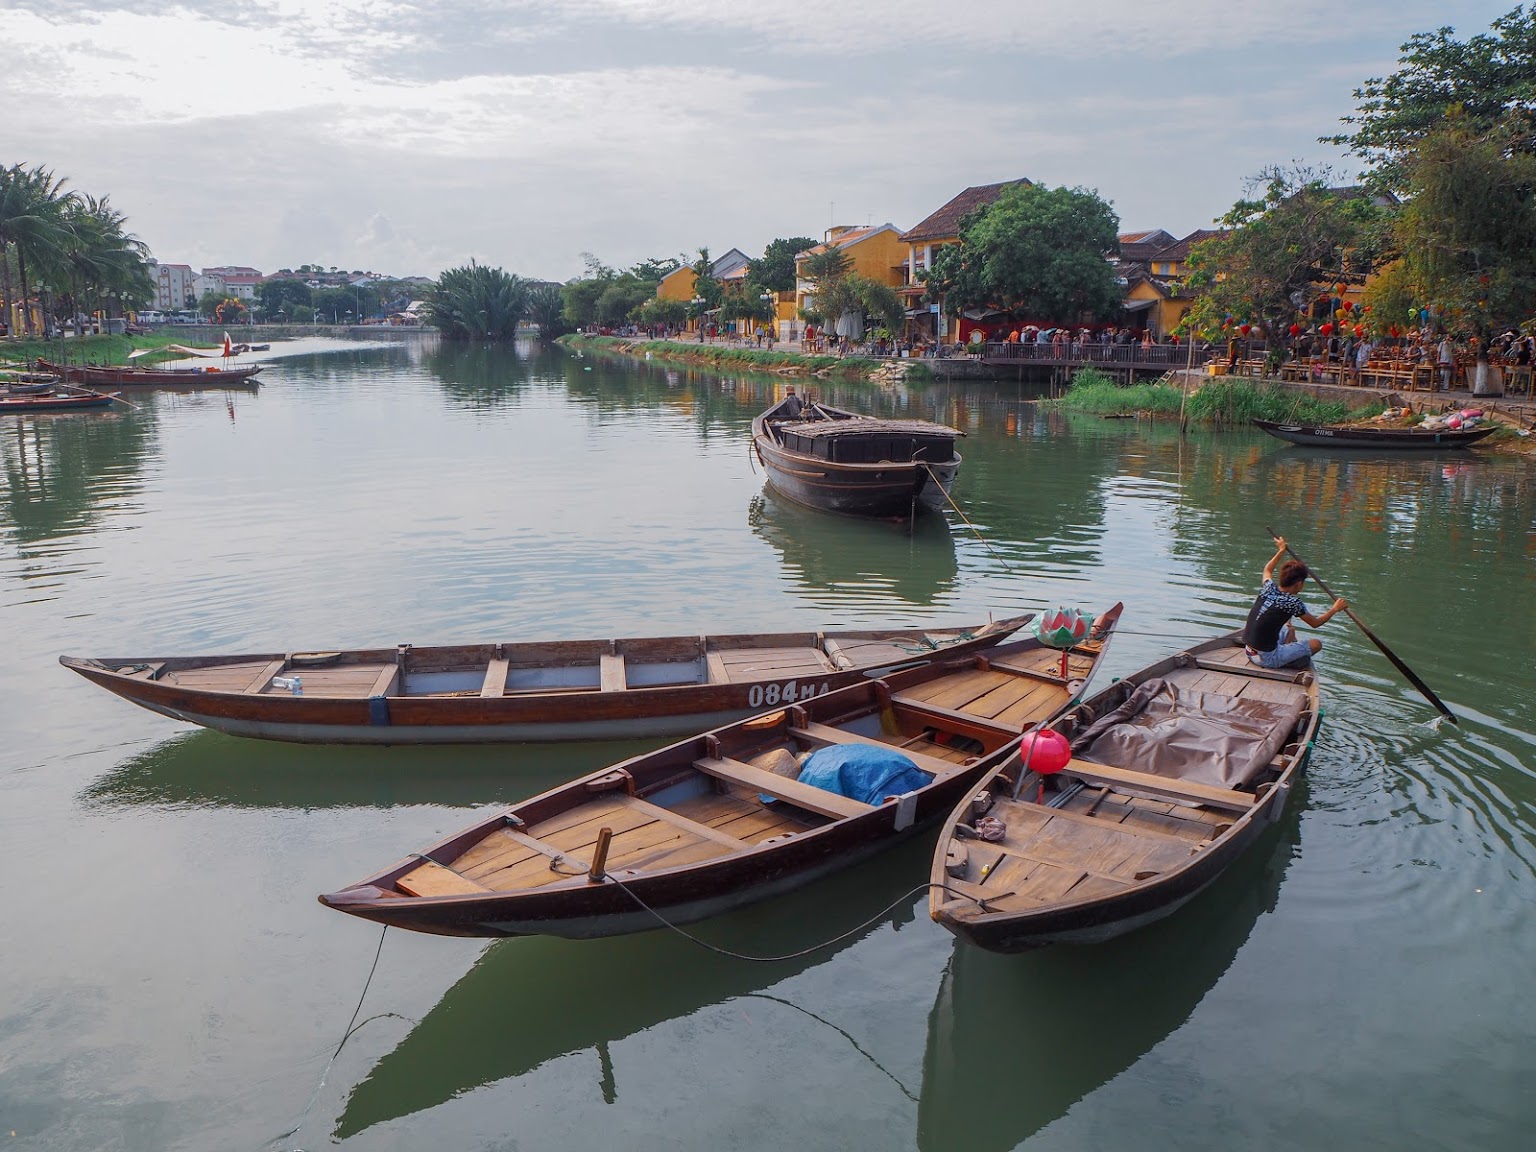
left=272, top=675, right=303, bottom=695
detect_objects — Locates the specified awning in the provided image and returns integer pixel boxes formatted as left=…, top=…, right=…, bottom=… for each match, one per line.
left=1122, top=298, right=1157, bottom=312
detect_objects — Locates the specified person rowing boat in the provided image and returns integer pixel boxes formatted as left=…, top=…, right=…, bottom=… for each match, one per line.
left=1243, top=535, right=1347, bottom=669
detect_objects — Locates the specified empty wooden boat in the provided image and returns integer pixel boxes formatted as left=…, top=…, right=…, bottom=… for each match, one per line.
left=929, top=631, right=1319, bottom=951
left=60, top=616, right=1036, bottom=745
left=318, top=606, right=1121, bottom=938
left=37, top=357, right=262, bottom=386
left=1253, top=417, right=1495, bottom=449
left=752, top=396, right=963, bottom=518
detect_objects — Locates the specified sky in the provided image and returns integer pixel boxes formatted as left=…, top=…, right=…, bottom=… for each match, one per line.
left=2, top=1, right=1518, bottom=282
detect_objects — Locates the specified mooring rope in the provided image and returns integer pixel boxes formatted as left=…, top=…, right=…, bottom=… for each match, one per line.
left=602, top=877, right=980, bottom=963
left=267, top=924, right=396, bottom=1152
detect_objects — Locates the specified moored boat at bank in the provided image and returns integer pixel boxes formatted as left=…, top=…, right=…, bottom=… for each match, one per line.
left=752, top=396, right=963, bottom=518
left=37, top=358, right=262, bottom=386
left=318, top=606, right=1121, bottom=938
left=60, top=615, right=1035, bottom=745
left=1253, top=417, right=1496, bottom=449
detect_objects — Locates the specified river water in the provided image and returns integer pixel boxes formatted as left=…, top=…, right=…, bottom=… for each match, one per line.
left=3, top=335, right=1533, bottom=1151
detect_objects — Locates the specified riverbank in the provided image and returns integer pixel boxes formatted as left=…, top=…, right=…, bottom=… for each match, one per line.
left=1048, top=368, right=1536, bottom=454
left=558, top=333, right=933, bottom=383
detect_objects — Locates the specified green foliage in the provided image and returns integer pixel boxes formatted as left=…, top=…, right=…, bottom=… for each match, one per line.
left=426, top=261, right=528, bottom=341
left=923, top=184, right=1120, bottom=323
left=526, top=283, right=571, bottom=341
left=1325, top=6, right=1536, bottom=192
left=1050, top=369, right=1373, bottom=425
left=257, top=277, right=312, bottom=319
left=747, top=236, right=815, bottom=293
left=1186, top=167, right=1388, bottom=341
left=1394, top=117, right=1536, bottom=337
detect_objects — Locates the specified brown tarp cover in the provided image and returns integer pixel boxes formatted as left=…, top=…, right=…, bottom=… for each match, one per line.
left=1072, top=679, right=1303, bottom=791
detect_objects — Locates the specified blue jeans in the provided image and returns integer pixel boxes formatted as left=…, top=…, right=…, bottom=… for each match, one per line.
left=1249, top=640, right=1312, bottom=670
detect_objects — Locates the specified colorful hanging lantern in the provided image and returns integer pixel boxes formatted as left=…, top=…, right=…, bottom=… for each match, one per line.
left=1035, top=608, right=1092, bottom=649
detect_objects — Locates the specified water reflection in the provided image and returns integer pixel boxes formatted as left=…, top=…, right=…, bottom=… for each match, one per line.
left=78, top=730, right=647, bottom=811
left=748, top=489, right=958, bottom=606
left=916, top=793, right=1301, bottom=1150
left=333, top=836, right=933, bottom=1139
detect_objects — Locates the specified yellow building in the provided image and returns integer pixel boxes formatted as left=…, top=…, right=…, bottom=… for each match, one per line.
left=896, top=179, right=1031, bottom=341
left=793, top=224, right=907, bottom=337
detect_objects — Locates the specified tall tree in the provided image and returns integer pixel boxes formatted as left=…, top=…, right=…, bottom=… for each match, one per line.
left=747, top=236, right=816, bottom=294
left=0, top=164, right=70, bottom=335
left=1185, top=167, right=1389, bottom=342
left=1325, top=6, right=1536, bottom=192
left=923, top=184, right=1121, bottom=323
left=425, top=262, right=529, bottom=341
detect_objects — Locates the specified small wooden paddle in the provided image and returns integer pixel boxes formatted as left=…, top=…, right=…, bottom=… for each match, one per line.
left=1264, top=525, right=1458, bottom=724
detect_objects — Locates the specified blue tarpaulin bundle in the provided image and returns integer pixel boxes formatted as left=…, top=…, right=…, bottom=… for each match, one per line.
left=796, top=744, right=932, bottom=804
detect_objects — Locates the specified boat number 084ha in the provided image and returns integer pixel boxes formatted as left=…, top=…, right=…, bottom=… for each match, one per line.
left=747, top=680, right=832, bottom=707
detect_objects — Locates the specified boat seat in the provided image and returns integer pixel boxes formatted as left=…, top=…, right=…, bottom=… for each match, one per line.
left=693, top=756, right=873, bottom=820
left=1061, top=758, right=1258, bottom=813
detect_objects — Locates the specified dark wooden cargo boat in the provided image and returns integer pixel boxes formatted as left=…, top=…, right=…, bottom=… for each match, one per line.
left=929, top=631, right=1319, bottom=951
left=60, top=616, right=1035, bottom=745
left=37, top=357, right=262, bottom=386
left=0, top=386, right=118, bottom=413
left=1253, top=417, right=1495, bottom=449
left=752, top=396, right=963, bottom=517
left=318, top=606, right=1121, bottom=938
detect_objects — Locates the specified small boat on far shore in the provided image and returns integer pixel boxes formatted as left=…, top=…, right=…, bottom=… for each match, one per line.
left=36, top=358, right=262, bottom=387
left=752, top=396, right=963, bottom=518
left=0, top=385, right=119, bottom=413
left=1253, top=417, right=1496, bottom=449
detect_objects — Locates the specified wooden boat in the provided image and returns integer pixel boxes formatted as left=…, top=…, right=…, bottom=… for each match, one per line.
left=752, top=396, right=963, bottom=517
left=60, top=615, right=1039, bottom=745
left=318, top=605, right=1122, bottom=938
left=36, top=357, right=262, bottom=386
left=1253, top=417, right=1496, bottom=449
left=928, top=631, right=1319, bottom=951
left=0, top=386, right=118, bottom=413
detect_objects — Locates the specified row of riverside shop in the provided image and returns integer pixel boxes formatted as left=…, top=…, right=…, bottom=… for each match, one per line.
left=648, top=179, right=1233, bottom=348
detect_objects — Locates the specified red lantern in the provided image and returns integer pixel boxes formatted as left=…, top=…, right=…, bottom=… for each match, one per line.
left=1020, top=729, right=1071, bottom=775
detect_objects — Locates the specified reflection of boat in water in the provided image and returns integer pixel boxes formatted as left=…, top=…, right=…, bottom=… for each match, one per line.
left=77, top=729, right=632, bottom=812
left=334, top=839, right=930, bottom=1139
left=917, top=798, right=1298, bottom=1151
left=749, top=489, right=958, bottom=607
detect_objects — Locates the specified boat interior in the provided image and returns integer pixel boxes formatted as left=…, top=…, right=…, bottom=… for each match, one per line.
left=935, top=643, right=1315, bottom=922
left=78, top=630, right=997, bottom=700
left=385, top=641, right=1100, bottom=899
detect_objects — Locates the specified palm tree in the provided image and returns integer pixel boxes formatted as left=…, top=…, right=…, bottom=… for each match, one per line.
left=0, top=164, right=71, bottom=336
left=425, top=262, right=529, bottom=341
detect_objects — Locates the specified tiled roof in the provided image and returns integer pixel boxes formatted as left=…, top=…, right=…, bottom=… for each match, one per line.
left=899, top=179, right=1031, bottom=243
left=799, top=224, right=900, bottom=258
left=1148, top=228, right=1225, bottom=263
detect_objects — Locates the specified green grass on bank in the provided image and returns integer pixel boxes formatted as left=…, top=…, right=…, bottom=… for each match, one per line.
left=1047, top=368, right=1376, bottom=426
left=559, top=334, right=933, bottom=381
left=0, top=331, right=198, bottom=367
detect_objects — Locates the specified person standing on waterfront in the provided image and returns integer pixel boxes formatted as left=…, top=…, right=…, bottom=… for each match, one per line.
left=1244, top=537, right=1348, bottom=669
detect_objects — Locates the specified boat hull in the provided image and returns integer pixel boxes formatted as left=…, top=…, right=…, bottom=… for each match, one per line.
left=60, top=618, right=1029, bottom=745
left=1253, top=418, right=1496, bottom=449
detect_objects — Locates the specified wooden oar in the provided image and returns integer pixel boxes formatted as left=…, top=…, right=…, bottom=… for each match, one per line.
left=1263, top=525, right=1458, bottom=724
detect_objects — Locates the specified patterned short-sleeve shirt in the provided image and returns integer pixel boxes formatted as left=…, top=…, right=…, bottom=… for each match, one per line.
left=1244, top=578, right=1308, bottom=652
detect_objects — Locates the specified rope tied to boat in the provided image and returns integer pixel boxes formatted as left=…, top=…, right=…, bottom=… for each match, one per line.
left=600, top=878, right=986, bottom=962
